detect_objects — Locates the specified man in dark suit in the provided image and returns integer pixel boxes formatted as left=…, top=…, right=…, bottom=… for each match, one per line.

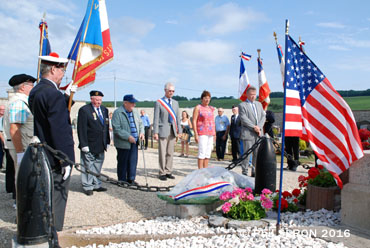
left=28, top=52, right=76, bottom=231
left=229, top=105, right=241, bottom=162
left=77, top=90, right=110, bottom=195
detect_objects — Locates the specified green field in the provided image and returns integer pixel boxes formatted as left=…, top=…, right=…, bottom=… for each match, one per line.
left=102, top=95, right=370, bottom=111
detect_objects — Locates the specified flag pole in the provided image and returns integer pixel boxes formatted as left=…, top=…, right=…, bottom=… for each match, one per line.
left=37, top=12, right=46, bottom=83
left=67, top=41, right=83, bottom=111
left=276, top=19, right=289, bottom=235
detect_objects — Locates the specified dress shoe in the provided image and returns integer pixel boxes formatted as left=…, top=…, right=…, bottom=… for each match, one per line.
left=84, top=190, right=93, bottom=196
left=159, top=175, right=167, bottom=181
left=93, top=187, right=107, bottom=192
left=128, top=180, right=138, bottom=185
left=166, top=174, right=175, bottom=179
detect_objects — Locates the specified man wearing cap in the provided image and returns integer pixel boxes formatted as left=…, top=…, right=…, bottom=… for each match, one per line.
left=112, top=94, right=144, bottom=184
left=77, top=90, right=110, bottom=195
left=3, top=74, right=36, bottom=205
left=153, top=82, right=181, bottom=181
left=29, top=52, right=76, bottom=231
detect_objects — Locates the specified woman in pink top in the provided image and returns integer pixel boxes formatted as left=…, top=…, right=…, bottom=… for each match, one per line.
left=192, top=90, right=216, bottom=169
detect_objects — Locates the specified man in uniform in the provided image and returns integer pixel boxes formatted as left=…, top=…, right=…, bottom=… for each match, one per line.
left=77, top=90, right=110, bottom=195
left=153, top=82, right=181, bottom=181
left=29, top=52, right=76, bottom=231
left=238, top=86, right=266, bottom=176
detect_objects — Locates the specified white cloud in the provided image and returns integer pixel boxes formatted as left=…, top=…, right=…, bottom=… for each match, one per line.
left=317, top=22, right=346, bottom=29
left=328, top=45, right=349, bottom=51
left=166, top=20, right=178, bottom=25
left=199, top=3, right=267, bottom=35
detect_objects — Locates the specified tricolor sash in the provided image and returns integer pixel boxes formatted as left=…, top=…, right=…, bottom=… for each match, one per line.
left=157, top=98, right=178, bottom=133
left=172, top=182, right=232, bottom=201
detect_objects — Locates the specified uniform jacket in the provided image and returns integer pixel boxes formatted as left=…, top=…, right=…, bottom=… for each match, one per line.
left=238, top=101, right=266, bottom=141
left=229, top=114, right=241, bottom=139
left=112, top=105, right=144, bottom=149
left=77, top=103, right=110, bottom=154
left=29, top=78, right=75, bottom=168
left=153, top=98, right=182, bottom=138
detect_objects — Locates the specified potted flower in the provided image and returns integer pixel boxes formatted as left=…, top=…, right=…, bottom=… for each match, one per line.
left=359, top=128, right=370, bottom=150
left=271, top=189, right=300, bottom=213
left=304, top=166, right=340, bottom=211
left=220, top=188, right=273, bottom=221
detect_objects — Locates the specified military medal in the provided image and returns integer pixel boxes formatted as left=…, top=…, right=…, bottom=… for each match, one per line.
left=93, top=112, right=97, bottom=120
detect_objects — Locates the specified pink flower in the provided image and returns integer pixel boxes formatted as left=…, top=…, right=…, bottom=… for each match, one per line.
left=239, top=191, right=247, bottom=201
left=261, top=199, right=273, bottom=209
left=220, top=191, right=232, bottom=201
left=261, top=189, right=272, bottom=195
left=245, top=187, right=253, bottom=193
left=232, top=188, right=244, bottom=198
left=222, top=202, right=232, bottom=213
left=246, top=193, right=254, bottom=201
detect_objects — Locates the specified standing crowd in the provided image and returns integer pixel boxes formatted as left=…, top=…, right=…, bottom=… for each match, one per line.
left=0, top=53, right=301, bottom=238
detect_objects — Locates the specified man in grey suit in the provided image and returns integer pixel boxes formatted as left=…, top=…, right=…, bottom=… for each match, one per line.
left=153, top=82, right=181, bottom=181
left=238, top=86, right=266, bottom=176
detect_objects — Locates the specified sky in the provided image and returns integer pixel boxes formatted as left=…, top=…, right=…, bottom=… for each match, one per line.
left=1, top=0, right=370, bottom=102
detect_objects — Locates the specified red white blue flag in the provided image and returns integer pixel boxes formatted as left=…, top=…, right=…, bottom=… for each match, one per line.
left=238, top=57, right=250, bottom=101
left=68, top=0, right=113, bottom=89
left=276, top=43, right=285, bottom=83
left=39, top=20, right=51, bottom=56
left=283, top=34, right=363, bottom=188
left=241, top=52, right=252, bottom=61
left=257, top=57, right=271, bottom=110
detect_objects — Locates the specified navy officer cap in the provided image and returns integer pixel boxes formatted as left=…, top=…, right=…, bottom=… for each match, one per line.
left=9, top=74, right=36, bottom=86
left=90, top=90, right=104, bottom=97
left=123, top=94, right=138, bottom=103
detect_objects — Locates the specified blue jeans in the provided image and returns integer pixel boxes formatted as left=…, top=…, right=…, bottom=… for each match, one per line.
left=116, top=144, right=138, bottom=181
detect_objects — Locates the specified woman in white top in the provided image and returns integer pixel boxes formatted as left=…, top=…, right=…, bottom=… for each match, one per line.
left=180, top=110, right=192, bottom=157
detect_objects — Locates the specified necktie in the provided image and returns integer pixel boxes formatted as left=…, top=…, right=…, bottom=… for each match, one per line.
left=251, top=103, right=258, bottom=124
left=168, top=98, right=173, bottom=123
left=97, top=108, right=104, bottom=125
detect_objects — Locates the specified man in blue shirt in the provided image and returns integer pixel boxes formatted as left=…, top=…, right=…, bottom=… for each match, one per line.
left=215, top=108, right=230, bottom=161
left=140, top=110, right=150, bottom=150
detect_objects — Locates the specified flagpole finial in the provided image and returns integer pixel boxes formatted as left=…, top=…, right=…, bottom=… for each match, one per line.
left=257, top=49, right=261, bottom=58
left=273, top=32, right=278, bottom=43
left=42, top=12, right=46, bottom=20
left=285, top=20, right=290, bottom=35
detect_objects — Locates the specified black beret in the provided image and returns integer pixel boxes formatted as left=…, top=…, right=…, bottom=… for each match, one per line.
left=90, top=90, right=104, bottom=97
left=9, top=74, right=36, bottom=86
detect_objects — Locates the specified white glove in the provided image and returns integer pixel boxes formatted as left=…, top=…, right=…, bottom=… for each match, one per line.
left=65, top=82, right=78, bottom=95
left=81, top=146, right=90, bottom=153
left=17, top=152, right=25, bottom=166
left=62, top=165, right=72, bottom=180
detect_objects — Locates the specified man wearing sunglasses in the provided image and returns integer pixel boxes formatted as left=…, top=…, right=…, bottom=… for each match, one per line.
left=29, top=52, right=76, bottom=232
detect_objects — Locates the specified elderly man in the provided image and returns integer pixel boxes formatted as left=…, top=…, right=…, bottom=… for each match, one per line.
left=77, top=90, right=110, bottom=195
left=153, top=82, right=181, bottom=181
left=112, top=94, right=144, bottom=184
left=238, top=86, right=266, bottom=176
left=29, top=52, right=76, bottom=231
left=229, top=105, right=241, bottom=162
left=215, top=107, right=230, bottom=161
left=140, top=110, right=150, bottom=150
left=3, top=74, right=36, bottom=206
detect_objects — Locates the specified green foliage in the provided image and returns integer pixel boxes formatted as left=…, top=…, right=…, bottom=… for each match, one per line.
left=298, top=189, right=307, bottom=205
left=225, top=200, right=266, bottom=221
left=308, top=171, right=337, bottom=187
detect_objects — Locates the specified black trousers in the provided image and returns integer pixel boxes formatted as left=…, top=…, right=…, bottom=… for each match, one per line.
left=52, top=169, right=71, bottom=231
left=231, top=138, right=240, bottom=161
left=216, top=131, right=227, bottom=159
left=4, top=149, right=15, bottom=198
left=285, top=136, right=300, bottom=167
left=143, top=126, right=150, bottom=148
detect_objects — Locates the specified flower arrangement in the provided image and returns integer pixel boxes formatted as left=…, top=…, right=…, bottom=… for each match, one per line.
left=271, top=189, right=300, bottom=212
left=220, top=188, right=273, bottom=221
left=359, top=128, right=370, bottom=150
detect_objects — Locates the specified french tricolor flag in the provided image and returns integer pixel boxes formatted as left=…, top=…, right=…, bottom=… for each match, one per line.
left=238, top=58, right=250, bottom=101
left=67, top=0, right=113, bottom=89
left=241, top=52, right=252, bottom=61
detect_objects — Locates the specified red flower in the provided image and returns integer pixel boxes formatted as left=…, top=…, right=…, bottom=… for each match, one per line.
left=362, top=142, right=370, bottom=150
left=298, top=175, right=306, bottom=182
left=276, top=198, right=289, bottom=210
left=317, top=165, right=324, bottom=170
left=292, top=188, right=301, bottom=197
left=282, top=191, right=292, bottom=198
left=275, top=189, right=280, bottom=193
left=293, top=198, right=299, bottom=203
left=359, top=129, right=370, bottom=141
left=308, top=167, right=320, bottom=179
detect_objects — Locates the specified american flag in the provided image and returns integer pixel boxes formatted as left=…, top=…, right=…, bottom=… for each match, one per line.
left=284, top=35, right=363, bottom=187
left=241, top=52, right=252, bottom=61
left=257, top=57, right=271, bottom=110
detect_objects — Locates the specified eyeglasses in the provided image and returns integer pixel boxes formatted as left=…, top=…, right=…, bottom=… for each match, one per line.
left=167, top=90, right=175, bottom=93
left=55, top=65, right=66, bottom=72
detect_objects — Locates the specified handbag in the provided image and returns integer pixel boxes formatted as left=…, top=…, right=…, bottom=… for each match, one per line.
left=181, top=133, right=189, bottom=141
